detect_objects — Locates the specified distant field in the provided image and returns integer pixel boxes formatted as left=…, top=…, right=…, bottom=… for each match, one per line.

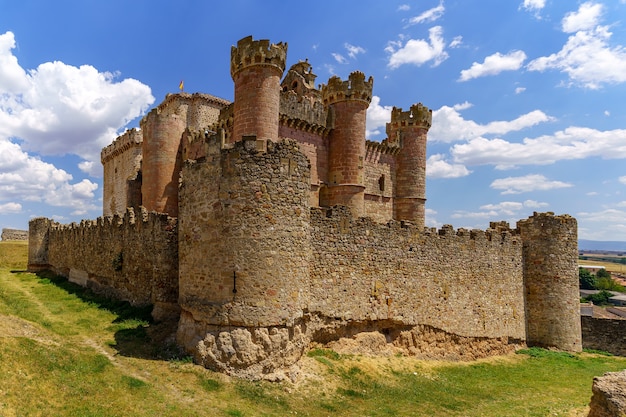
left=1, top=241, right=626, bottom=416
left=579, top=255, right=626, bottom=275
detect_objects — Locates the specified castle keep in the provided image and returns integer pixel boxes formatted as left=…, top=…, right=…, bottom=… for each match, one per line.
left=28, top=36, right=582, bottom=380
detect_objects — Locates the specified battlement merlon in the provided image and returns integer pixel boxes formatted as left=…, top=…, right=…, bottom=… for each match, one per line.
left=386, top=103, right=432, bottom=132
left=321, top=71, right=373, bottom=106
left=230, top=36, right=288, bottom=78
left=101, top=128, right=143, bottom=164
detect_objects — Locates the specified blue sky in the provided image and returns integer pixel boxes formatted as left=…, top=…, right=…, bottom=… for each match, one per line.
left=1, top=0, right=626, bottom=241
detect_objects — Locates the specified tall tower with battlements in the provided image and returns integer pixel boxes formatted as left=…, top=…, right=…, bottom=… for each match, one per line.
left=387, top=104, right=431, bottom=228
left=230, top=36, right=287, bottom=145
left=518, top=212, right=582, bottom=352
left=321, top=71, right=373, bottom=218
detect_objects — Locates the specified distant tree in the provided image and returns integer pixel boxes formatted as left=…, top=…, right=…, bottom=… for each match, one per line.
left=579, top=268, right=597, bottom=290
left=596, top=268, right=611, bottom=279
left=583, top=290, right=613, bottom=306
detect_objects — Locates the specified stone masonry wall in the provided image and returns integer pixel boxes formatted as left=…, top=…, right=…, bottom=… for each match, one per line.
left=363, top=142, right=396, bottom=223
left=101, top=128, right=143, bottom=217
left=309, top=207, right=526, bottom=341
left=582, top=316, right=626, bottom=356
left=1, top=228, right=28, bottom=241
left=34, top=209, right=179, bottom=321
left=176, top=137, right=312, bottom=378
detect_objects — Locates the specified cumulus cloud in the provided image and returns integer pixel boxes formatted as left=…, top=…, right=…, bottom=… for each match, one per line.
left=527, top=4, right=626, bottom=89
left=619, top=176, right=626, bottom=185
left=0, top=32, right=154, bottom=174
left=366, top=96, right=393, bottom=138
left=449, top=36, right=463, bottom=48
left=331, top=53, right=348, bottom=65
left=344, top=43, right=366, bottom=59
left=452, top=199, right=548, bottom=220
left=0, top=30, right=154, bottom=216
left=562, top=2, right=603, bottom=33
left=0, top=138, right=98, bottom=213
left=520, top=0, right=546, bottom=11
left=490, top=174, right=573, bottom=194
left=451, top=126, right=626, bottom=168
left=515, top=87, right=526, bottom=94
left=407, top=2, right=445, bottom=25
left=426, top=154, right=471, bottom=179
left=459, top=50, right=527, bottom=81
left=0, top=202, right=22, bottom=214
left=386, top=26, right=448, bottom=69
left=429, top=102, right=553, bottom=143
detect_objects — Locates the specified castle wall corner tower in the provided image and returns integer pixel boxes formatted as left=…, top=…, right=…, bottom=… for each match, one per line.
left=230, top=36, right=287, bottom=145
left=321, top=71, right=373, bottom=217
left=387, top=104, right=431, bottom=229
left=518, top=212, right=582, bottom=352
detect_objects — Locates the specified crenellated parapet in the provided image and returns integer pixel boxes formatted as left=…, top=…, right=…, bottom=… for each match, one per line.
left=230, top=36, right=287, bottom=78
left=279, top=90, right=328, bottom=128
left=385, top=104, right=432, bottom=147
left=101, top=128, right=143, bottom=164
left=321, top=71, right=373, bottom=106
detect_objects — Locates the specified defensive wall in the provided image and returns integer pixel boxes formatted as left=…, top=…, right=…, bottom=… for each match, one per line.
left=1, top=228, right=28, bottom=241
left=582, top=315, right=626, bottom=356
left=28, top=210, right=179, bottom=322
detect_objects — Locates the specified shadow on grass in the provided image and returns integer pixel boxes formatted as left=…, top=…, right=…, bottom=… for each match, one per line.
left=30, top=270, right=183, bottom=362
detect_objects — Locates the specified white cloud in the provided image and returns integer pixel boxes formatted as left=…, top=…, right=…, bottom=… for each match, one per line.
left=0, top=138, right=98, bottom=212
left=562, top=2, right=603, bottom=33
left=520, top=0, right=546, bottom=11
left=398, top=4, right=410, bottom=12
left=459, top=50, right=527, bottom=81
left=619, top=176, right=626, bottom=185
left=515, top=87, right=526, bottom=94
left=528, top=11, right=626, bottom=89
left=408, top=2, right=445, bottom=25
left=344, top=43, right=365, bottom=59
left=451, top=126, right=626, bottom=168
left=604, top=110, right=610, bottom=116
left=386, top=26, right=448, bottom=69
left=0, top=202, right=22, bottom=214
left=331, top=53, right=348, bottom=65
left=426, top=154, right=471, bottom=179
left=0, top=31, right=154, bottom=173
left=452, top=199, right=548, bottom=221
left=366, top=96, right=393, bottom=138
left=490, top=174, right=573, bottom=194
left=429, top=103, right=553, bottom=143
left=449, top=36, right=463, bottom=48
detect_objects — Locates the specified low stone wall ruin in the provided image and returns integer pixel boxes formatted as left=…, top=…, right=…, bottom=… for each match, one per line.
left=1, top=228, right=28, bottom=241
left=582, top=316, right=626, bottom=356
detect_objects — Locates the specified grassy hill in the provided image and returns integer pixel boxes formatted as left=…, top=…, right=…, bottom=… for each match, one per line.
left=0, top=241, right=625, bottom=416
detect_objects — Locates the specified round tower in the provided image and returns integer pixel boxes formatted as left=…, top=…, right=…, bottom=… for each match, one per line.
left=387, top=103, right=431, bottom=229
left=321, top=71, right=373, bottom=217
left=518, top=212, right=582, bottom=352
left=140, top=95, right=189, bottom=216
left=230, top=36, right=287, bottom=144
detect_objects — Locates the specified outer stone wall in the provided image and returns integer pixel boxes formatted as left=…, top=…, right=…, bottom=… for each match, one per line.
left=1, top=228, right=28, bottom=241
left=582, top=316, right=626, bottom=356
left=28, top=209, right=179, bottom=321
left=309, top=207, right=527, bottom=341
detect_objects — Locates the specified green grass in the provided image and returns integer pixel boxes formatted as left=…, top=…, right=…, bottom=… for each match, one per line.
left=0, top=241, right=625, bottom=416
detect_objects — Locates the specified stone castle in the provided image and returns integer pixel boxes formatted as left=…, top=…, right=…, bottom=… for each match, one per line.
left=28, top=36, right=581, bottom=380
